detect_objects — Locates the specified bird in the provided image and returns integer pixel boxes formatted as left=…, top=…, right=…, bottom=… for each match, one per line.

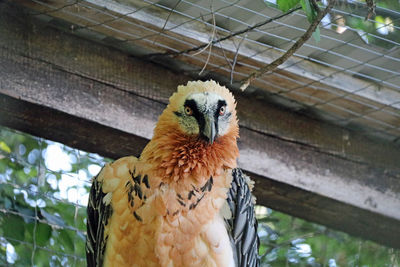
left=86, top=80, right=260, bottom=267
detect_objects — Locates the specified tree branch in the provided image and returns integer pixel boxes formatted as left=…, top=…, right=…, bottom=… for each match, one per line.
left=145, top=6, right=301, bottom=59
left=240, top=0, right=336, bottom=91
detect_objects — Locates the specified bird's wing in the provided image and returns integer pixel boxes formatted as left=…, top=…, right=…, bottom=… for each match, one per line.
left=86, top=166, right=113, bottom=267
left=225, top=168, right=260, bottom=267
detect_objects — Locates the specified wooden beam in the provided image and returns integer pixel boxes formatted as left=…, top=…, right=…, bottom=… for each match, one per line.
left=0, top=94, right=148, bottom=160
left=1, top=3, right=400, bottom=248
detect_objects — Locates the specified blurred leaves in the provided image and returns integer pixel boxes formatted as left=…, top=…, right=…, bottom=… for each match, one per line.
left=41, top=209, right=67, bottom=228
left=256, top=207, right=399, bottom=266
left=299, top=0, right=320, bottom=42
left=0, top=141, right=11, bottom=153
left=0, top=125, right=111, bottom=266
left=2, top=214, right=25, bottom=245
left=59, top=229, right=75, bottom=252
left=34, top=223, right=52, bottom=247
left=271, top=0, right=400, bottom=49
left=300, top=0, right=317, bottom=23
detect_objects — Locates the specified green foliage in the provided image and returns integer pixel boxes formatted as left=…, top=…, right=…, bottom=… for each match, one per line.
left=2, top=214, right=25, bottom=244
left=0, top=126, right=111, bottom=266
left=0, top=125, right=398, bottom=266
left=275, top=0, right=318, bottom=24
left=275, top=0, right=321, bottom=42
left=257, top=207, right=399, bottom=266
left=344, top=4, right=399, bottom=50
left=277, top=0, right=300, bottom=12
left=300, top=0, right=317, bottom=23
left=312, top=26, right=320, bottom=42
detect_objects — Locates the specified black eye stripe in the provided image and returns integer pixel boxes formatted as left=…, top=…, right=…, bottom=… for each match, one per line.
left=184, top=100, right=200, bottom=116
left=184, top=99, right=205, bottom=130
left=174, top=111, right=183, bottom=117
left=177, top=99, right=229, bottom=138
left=216, top=100, right=227, bottom=116
left=218, top=100, right=227, bottom=106
left=218, top=100, right=227, bottom=109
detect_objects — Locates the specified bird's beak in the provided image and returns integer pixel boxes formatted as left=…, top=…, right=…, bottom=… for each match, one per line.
left=202, top=113, right=217, bottom=144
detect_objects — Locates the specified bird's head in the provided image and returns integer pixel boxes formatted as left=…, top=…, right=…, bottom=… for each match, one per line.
left=155, top=80, right=238, bottom=144
left=173, top=91, right=233, bottom=144
left=144, top=80, right=239, bottom=181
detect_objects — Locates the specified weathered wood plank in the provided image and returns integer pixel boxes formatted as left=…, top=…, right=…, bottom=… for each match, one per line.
left=0, top=94, right=148, bottom=160
left=1, top=2, right=400, bottom=248
left=250, top=170, right=400, bottom=249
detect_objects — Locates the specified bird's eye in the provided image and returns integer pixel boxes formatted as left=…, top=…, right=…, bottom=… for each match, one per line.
left=184, top=106, right=193, bottom=116
left=219, top=106, right=226, bottom=116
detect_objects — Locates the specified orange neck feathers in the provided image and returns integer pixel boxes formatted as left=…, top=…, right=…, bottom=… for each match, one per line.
left=142, top=124, right=239, bottom=183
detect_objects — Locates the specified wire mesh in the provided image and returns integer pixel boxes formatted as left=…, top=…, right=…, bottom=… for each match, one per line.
left=18, top=0, right=400, bottom=141
left=0, top=126, right=111, bottom=266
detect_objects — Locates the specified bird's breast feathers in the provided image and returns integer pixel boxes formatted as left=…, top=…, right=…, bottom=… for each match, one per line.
left=100, top=156, right=235, bottom=267
left=86, top=81, right=259, bottom=267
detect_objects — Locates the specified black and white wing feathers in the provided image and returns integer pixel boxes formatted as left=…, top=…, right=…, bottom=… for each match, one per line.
left=86, top=169, right=113, bottom=267
left=226, top=168, right=260, bottom=267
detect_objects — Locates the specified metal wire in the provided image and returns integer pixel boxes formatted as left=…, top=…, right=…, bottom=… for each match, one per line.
left=27, top=0, right=81, bottom=17
left=3, top=236, right=85, bottom=261
left=36, top=0, right=400, bottom=83
left=147, top=1, right=400, bottom=127
left=221, top=0, right=400, bottom=65
left=39, top=0, right=399, bottom=137
left=0, top=179, right=87, bottom=209
left=1, top=148, right=92, bottom=185
left=221, top=0, right=400, bottom=66
left=138, top=1, right=400, bottom=106
left=19, top=0, right=400, bottom=141
left=0, top=208, right=84, bottom=234
left=229, top=4, right=400, bottom=63
left=145, top=0, right=400, bottom=137
left=345, top=0, right=400, bottom=21
left=30, top=137, right=41, bottom=267
left=50, top=0, right=400, bottom=91
left=78, top=0, right=400, bottom=92
left=162, top=0, right=400, bottom=82
left=0, top=126, right=97, bottom=266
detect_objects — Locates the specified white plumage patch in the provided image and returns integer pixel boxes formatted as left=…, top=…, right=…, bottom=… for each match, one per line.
left=220, top=200, right=232, bottom=221
left=187, top=92, right=224, bottom=113
left=202, top=214, right=235, bottom=267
